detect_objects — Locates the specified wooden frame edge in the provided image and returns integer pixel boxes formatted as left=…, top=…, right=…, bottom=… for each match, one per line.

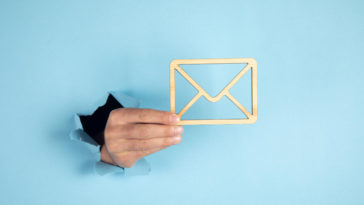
left=170, top=58, right=257, bottom=125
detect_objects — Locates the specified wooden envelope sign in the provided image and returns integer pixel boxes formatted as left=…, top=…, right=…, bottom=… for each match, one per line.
left=170, top=58, right=257, bottom=125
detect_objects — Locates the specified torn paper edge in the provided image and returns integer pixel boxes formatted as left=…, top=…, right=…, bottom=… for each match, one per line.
left=69, top=90, right=151, bottom=176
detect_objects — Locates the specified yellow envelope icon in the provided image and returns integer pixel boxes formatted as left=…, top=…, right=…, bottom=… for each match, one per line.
left=170, top=58, right=257, bottom=125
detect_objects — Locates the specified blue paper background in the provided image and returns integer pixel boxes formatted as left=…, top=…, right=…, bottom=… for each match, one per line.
left=0, top=0, right=363, bottom=204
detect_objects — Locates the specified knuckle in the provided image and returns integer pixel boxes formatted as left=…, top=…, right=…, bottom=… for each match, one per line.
left=104, top=126, right=116, bottom=139
left=163, top=113, right=171, bottom=123
left=138, top=111, right=149, bottom=121
left=105, top=125, right=127, bottom=140
left=109, top=108, right=129, bottom=123
left=117, top=109, right=129, bottom=120
left=111, top=108, right=131, bottom=122
left=120, top=125, right=133, bottom=137
left=109, top=109, right=120, bottom=121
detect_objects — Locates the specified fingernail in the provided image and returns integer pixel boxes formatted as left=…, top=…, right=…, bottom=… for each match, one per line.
left=174, top=126, right=183, bottom=135
left=170, top=114, right=180, bottom=123
left=172, top=136, right=182, bottom=143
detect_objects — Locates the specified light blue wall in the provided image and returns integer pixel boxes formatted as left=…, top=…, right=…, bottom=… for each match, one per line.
left=0, top=0, right=363, bottom=204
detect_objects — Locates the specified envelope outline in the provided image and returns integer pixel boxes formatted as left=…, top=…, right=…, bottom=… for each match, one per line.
left=170, top=58, right=257, bottom=125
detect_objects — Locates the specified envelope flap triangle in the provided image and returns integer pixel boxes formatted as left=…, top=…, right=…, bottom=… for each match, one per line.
left=175, top=63, right=251, bottom=102
left=177, top=63, right=248, bottom=99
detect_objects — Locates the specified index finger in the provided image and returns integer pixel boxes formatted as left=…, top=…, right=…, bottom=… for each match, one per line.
left=111, top=108, right=180, bottom=125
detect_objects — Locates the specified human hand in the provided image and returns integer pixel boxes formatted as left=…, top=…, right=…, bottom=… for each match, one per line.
left=100, top=108, right=183, bottom=168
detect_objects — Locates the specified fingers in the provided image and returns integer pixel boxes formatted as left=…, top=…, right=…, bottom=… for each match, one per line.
left=106, top=124, right=183, bottom=139
left=107, top=135, right=182, bottom=153
left=104, top=108, right=183, bottom=168
left=109, top=108, right=180, bottom=125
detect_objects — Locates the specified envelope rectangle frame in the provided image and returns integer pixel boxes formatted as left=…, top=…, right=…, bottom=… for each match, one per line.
left=170, top=58, right=257, bottom=125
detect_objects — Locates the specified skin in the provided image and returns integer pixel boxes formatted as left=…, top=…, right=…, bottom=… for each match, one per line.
left=100, top=108, right=183, bottom=168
